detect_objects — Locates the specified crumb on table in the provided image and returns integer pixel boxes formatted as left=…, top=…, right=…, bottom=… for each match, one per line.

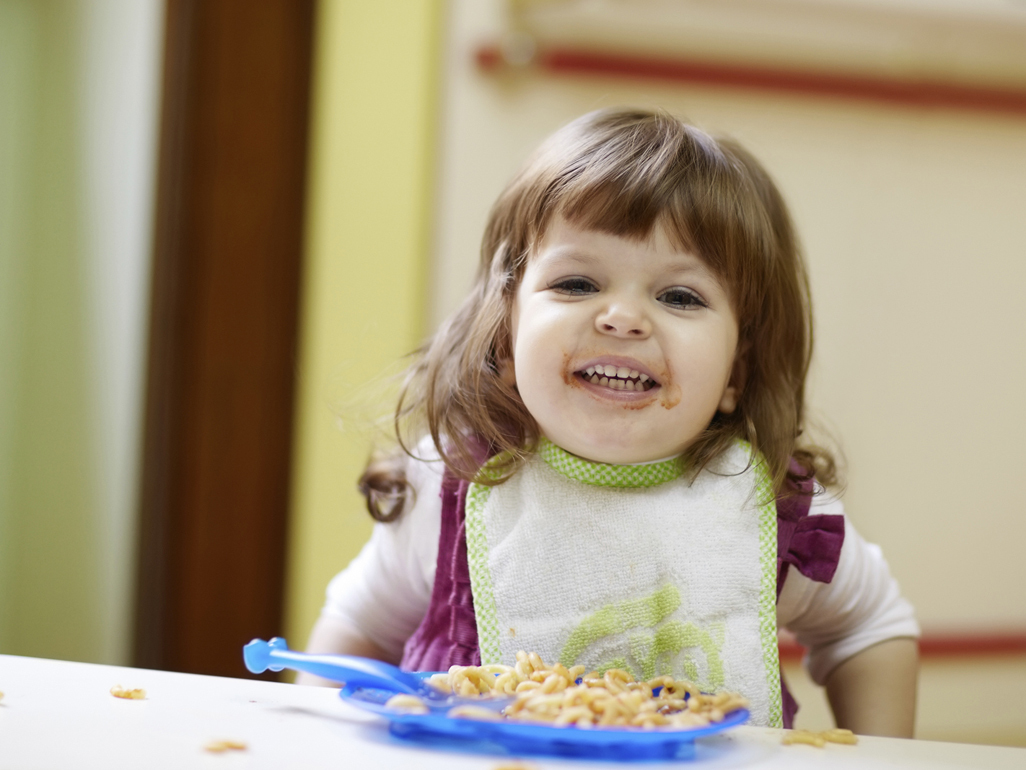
left=204, top=740, right=247, bottom=753
left=109, top=685, right=146, bottom=700
left=783, top=728, right=858, bottom=747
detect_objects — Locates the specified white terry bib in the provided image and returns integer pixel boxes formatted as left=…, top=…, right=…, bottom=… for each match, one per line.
left=465, top=439, right=782, bottom=727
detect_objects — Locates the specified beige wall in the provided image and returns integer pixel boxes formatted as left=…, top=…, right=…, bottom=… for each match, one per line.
left=785, top=657, right=1026, bottom=746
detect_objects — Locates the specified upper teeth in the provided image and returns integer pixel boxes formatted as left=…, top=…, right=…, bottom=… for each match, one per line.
left=584, top=365, right=647, bottom=381
left=582, top=365, right=653, bottom=390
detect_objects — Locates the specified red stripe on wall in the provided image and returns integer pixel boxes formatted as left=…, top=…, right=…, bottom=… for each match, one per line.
left=779, top=632, right=1026, bottom=662
left=477, top=44, right=1026, bottom=117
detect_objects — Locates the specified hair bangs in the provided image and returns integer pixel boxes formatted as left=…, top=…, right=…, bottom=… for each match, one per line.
left=540, top=121, right=767, bottom=322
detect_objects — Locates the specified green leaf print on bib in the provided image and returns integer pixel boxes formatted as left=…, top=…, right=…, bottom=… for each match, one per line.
left=559, top=584, right=725, bottom=688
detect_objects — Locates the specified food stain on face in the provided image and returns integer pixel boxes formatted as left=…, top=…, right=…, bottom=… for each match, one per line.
left=660, top=381, right=682, bottom=410
left=562, top=352, right=577, bottom=387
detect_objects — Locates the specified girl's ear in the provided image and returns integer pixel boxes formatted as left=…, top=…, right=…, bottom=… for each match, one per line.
left=718, top=343, right=748, bottom=414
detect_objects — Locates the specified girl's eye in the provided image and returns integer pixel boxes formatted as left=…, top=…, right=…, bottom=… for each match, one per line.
left=658, top=287, right=706, bottom=309
left=550, top=277, right=598, bottom=296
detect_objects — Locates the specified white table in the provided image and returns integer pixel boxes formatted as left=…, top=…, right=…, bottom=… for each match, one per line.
left=1, top=654, right=1023, bottom=769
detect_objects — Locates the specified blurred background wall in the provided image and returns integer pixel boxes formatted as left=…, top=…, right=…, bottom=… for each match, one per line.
left=426, top=0, right=1026, bottom=634
left=1, top=0, right=1024, bottom=747
left=287, top=0, right=1026, bottom=745
left=0, top=0, right=163, bottom=664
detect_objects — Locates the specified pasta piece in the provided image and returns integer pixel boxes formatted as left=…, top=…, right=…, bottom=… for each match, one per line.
left=783, top=730, right=827, bottom=747
left=448, top=705, right=503, bottom=721
left=782, top=727, right=858, bottom=747
left=823, top=728, right=859, bottom=745
left=204, top=740, right=247, bottom=753
left=384, top=694, right=429, bottom=714
left=109, top=685, right=146, bottom=700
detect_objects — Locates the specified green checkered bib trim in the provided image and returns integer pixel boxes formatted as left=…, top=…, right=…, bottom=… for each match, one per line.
left=537, top=438, right=684, bottom=488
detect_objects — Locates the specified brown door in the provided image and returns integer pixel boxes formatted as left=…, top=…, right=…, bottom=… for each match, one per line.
left=134, top=0, right=314, bottom=678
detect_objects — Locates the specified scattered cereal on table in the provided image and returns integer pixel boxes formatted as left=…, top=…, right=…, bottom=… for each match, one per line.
left=783, top=730, right=826, bottom=747
left=204, top=740, right=247, bottom=753
left=783, top=728, right=857, bottom=747
left=823, top=728, right=858, bottom=745
left=109, top=685, right=146, bottom=700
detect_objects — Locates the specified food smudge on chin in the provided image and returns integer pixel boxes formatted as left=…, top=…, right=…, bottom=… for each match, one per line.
left=660, top=381, right=682, bottom=410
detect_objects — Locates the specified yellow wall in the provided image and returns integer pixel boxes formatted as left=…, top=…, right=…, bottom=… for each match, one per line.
left=284, top=0, right=443, bottom=648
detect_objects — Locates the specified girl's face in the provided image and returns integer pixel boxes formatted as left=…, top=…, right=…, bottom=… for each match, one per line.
left=510, top=216, right=741, bottom=465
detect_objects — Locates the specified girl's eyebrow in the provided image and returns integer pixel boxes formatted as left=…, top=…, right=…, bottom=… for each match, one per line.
left=533, top=247, right=598, bottom=268
left=665, top=258, right=716, bottom=279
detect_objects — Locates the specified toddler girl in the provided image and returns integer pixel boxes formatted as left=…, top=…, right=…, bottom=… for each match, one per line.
left=302, top=109, right=919, bottom=736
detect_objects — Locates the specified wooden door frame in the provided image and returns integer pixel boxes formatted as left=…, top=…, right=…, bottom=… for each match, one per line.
left=134, top=0, right=314, bottom=677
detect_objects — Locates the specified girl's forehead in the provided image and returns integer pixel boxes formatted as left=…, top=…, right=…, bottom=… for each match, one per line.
left=530, top=215, right=705, bottom=268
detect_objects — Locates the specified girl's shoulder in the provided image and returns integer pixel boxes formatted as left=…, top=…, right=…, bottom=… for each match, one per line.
left=404, top=434, right=447, bottom=488
left=807, top=486, right=844, bottom=517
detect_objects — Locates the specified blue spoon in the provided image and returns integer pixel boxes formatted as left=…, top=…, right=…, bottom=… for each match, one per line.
left=243, top=637, right=509, bottom=709
left=244, top=637, right=429, bottom=693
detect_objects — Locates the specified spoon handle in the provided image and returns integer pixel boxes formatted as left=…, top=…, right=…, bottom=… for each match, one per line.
left=243, top=637, right=419, bottom=694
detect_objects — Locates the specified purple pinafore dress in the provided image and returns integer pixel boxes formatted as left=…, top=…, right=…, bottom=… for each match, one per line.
left=399, top=450, right=844, bottom=729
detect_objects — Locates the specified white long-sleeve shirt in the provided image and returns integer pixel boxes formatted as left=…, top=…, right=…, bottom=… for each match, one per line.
left=320, top=447, right=919, bottom=684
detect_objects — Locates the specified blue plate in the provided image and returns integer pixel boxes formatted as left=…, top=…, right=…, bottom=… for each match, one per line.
left=340, top=672, right=749, bottom=761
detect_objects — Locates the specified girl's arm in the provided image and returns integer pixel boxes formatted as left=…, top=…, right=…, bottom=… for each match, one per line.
left=777, top=503, right=921, bottom=737
left=297, top=439, right=445, bottom=687
left=825, top=637, right=919, bottom=737
left=295, top=614, right=398, bottom=687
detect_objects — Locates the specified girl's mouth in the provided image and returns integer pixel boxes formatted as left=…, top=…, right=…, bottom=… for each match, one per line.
left=574, top=364, right=659, bottom=392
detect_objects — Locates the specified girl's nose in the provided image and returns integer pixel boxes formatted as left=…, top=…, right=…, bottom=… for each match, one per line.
left=595, top=302, right=651, bottom=338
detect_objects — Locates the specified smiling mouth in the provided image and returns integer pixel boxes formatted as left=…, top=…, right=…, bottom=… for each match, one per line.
left=575, top=365, right=659, bottom=392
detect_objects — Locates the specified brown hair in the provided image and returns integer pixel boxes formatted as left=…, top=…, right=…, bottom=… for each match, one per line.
left=361, top=108, right=835, bottom=521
